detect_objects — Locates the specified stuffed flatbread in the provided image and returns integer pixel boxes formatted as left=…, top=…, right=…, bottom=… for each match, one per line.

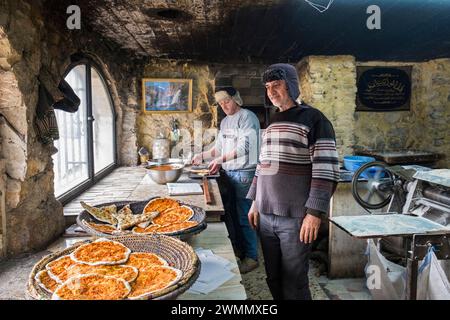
left=127, top=266, right=182, bottom=299
left=125, top=252, right=168, bottom=271
left=52, top=274, right=131, bottom=300
left=152, top=205, right=194, bottom=226
left=66, top=264, right=139, bottom=283
left=45, top=255, right=77, bottom=283
left=80, top=201, right=117, bottom=225
left=83, top=221, right=118, bottom=235
left=156, top=221, right=199, bottom=234
left=143, top=198, right=180, bottom=214
left=132, top=224, right=161, bottom=234
left=35, top=270, right=59, bottom=294
left=70, top=238, right=131, bottom=266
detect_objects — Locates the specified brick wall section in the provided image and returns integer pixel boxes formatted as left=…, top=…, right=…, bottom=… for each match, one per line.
left=211, top=63, right=268, bottom=124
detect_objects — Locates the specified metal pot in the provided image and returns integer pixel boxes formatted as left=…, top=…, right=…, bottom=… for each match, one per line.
left=146, top=161, right=184, bottom=184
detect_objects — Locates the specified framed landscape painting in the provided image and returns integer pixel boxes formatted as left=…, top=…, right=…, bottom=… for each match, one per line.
left=142, top=78, right=193, bottom=113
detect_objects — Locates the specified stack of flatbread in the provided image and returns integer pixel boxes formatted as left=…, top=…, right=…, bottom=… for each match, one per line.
left=80, top=201, right=161, bottom=235
left=35, top=238, right=182, bottom=300
left=131, top=198, right=199, bottom=235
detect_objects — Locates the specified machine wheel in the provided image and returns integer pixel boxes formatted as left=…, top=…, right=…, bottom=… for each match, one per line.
left=351, top=161, right=394, bottom=210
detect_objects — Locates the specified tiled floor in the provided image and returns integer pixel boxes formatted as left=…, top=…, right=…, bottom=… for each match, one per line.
left=63, top=166, right=372, bottom=300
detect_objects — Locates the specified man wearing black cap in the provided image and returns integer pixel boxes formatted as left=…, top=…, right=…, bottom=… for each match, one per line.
left=246, top=64, right=340, bottom=299
left=192, top=86, right=261, bottom=273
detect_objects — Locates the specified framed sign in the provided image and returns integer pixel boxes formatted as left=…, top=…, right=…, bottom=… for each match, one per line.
left=356, top=66, right=412, bottom=112
left=142, top=78, right=193, bottom=113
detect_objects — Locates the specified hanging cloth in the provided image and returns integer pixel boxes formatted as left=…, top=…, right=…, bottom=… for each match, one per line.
left=35, top=73, right=80, bottom=144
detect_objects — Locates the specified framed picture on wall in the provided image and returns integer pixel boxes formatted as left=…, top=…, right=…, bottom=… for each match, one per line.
left=142, top=78, right=193, bottom=113
left=356, top=66, right=412, bottom=112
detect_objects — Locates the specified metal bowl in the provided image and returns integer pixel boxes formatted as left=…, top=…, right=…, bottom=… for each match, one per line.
left=146, top=162, right=184, bottom=184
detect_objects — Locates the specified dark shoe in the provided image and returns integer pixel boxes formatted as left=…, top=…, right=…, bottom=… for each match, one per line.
left=238, top=257, right=259, bottom=274
left=233, top=248, right=245, bottom=261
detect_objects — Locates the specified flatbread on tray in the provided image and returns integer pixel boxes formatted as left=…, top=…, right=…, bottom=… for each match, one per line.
left=132, top=224, right=161, bottom=234
left=125, top=252, right=168, bottom=271
left=80, top=201, right=118, bottom=225
left=70, top=238, right=131, bottom=266
left=52, top=274, right=131, bottom=300
left=127, top=266, right=182, bottom=300
left=35, top=270, right=59, bottom=294
left=152, top=205, right=194, bottom=226
left=113, top=205, right=159, bottom=231
left=83, top=221, right=118, bottom=235
left=156, top=221, right=199, bottom=234
left=45, top=255, right=78, bottom=283
left=143, top=198, right=180, bottom=214
left=66, top=264, right=139, bottom=283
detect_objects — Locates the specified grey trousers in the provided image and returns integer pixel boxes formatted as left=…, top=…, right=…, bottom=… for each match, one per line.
left=258, top=213, right=312, bottom=300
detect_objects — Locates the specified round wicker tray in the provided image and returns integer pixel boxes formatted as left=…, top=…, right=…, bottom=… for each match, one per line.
left=27, top=234, right=200, bottom=300
left=76, top=197, right=207, bottom=240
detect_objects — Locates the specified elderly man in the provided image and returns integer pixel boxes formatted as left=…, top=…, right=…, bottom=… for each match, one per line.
left=246, top=64, right=340, bottom=299
left=192, top=87, right=261, bottom=273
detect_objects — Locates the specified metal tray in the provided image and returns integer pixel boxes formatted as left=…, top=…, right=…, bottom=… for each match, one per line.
left=329, top=213, right=450, bottom=239
left=355, top=149, right=442, bottom=164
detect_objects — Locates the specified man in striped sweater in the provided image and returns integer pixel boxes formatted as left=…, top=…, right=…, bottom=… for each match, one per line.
left=247, top=63, right=340, bottom=300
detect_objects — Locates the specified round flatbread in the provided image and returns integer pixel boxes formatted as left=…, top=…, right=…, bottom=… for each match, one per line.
left=70, top=238, right=131, bottom=266
left=125, top=252, right=168, bottom=271
left=152, top=205, right=194, bottom=226
left=156, top=221, right=199, bottom=234
left=84, top=221, right=118, bottom=235
left=80, top=201, right=117, bottom=225
left=45, top=255, right=77, bottom=283
left=132, top=224, right=161, bottom=234
left=67, top=264, right=139, bottom=283
left=35, top=270, right=59, bottom=294
left=52, top=274, right=131, bottom=300
left=127, top=266, right=182, bottom=300
left=143, top=198, right=180, bottom=214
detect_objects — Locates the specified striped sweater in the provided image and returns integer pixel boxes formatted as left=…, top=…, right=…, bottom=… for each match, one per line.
left=246, top=103, right=339, bottom=218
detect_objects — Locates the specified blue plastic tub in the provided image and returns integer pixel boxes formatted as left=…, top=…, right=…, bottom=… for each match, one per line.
left=343, top=155, right=375, bottom=172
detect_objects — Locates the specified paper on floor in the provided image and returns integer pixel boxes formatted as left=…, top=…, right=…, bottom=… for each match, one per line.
left=187, top=248, right=237, bottom=295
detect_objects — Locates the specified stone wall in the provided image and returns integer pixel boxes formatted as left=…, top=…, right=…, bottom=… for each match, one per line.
left=355, top=60, right=450, bottom=168
left=297, top=56, right=357, bottom=159
left=0, top=0, right=145, bottom=257
left=297, top=56, right=450, bottom=168
left=136, top=62, right=270, bottom=158
left=137, top=60, right=217, bottom=159
left=0, top=160, right=5, bottom=258
left=0, top=0, right=66, bottom=257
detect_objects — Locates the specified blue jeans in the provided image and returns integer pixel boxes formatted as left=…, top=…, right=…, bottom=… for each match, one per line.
left=224, top=170, right=258, bottom=261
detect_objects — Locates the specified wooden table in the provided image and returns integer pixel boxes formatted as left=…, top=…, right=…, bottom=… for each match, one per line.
left=129, top=172, right=225, bottom=222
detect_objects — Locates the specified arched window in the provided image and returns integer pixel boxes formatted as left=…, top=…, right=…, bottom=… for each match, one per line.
left=53, top=61, right=116, bottom=202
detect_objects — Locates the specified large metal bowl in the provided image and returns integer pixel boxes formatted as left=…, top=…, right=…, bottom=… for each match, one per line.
left=146, top=162, right=184, bottom=184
